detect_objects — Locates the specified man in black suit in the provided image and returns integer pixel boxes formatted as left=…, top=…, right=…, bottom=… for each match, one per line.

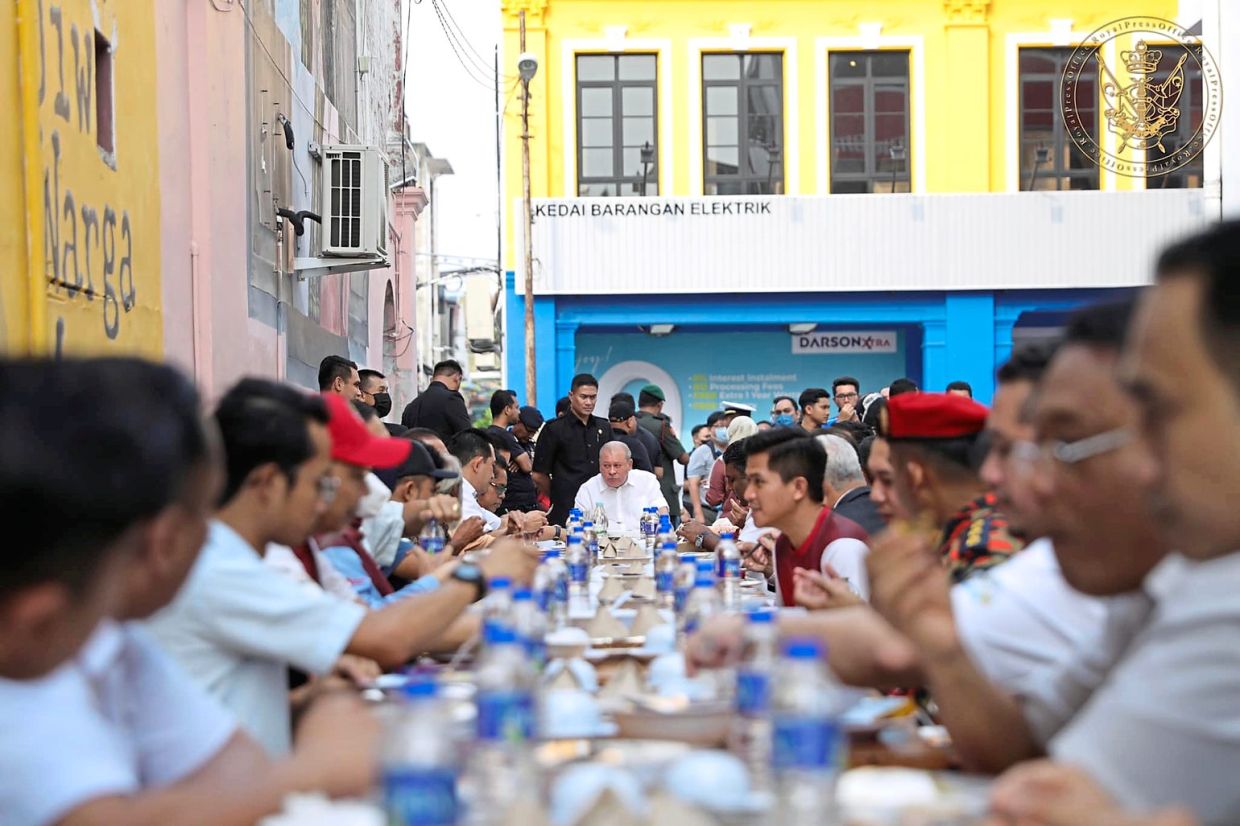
left=400, top=359, right=472, bottom=442
left=818, top=433, right=886, bottom=537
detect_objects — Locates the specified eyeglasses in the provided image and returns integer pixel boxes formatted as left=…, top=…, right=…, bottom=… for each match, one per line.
left=490, top=482, right=508, bottom=496
left=834, top=392, right=859, bottom=401
left=317, top=474, right=341, bottom=503
left=1011, top=427, right=1134, bottom=468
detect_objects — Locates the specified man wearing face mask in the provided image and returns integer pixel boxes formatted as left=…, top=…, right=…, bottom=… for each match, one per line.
left=771, top=395, right=799, bottom=429
left=358, top=369, right=398, bottom=429
left=684, top=411, right=728, bottom=524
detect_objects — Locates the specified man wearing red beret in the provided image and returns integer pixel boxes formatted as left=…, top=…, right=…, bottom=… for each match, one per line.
left=879, top=392, right=1024, bottom=581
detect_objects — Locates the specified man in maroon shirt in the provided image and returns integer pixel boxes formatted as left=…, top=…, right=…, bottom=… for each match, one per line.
left=743, top=428, right=870, bottom=606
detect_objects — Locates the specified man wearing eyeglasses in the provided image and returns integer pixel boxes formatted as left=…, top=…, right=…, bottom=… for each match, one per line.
left=830, top=376, right=862, bottom=425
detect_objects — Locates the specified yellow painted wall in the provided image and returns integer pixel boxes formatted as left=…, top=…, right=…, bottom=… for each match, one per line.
left=1, top=0, right=162, bottom=356
left=501, top=0, right=1179, bottom=271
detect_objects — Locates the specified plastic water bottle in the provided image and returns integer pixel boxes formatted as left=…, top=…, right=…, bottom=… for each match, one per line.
left=532, top=549, right=568, bottom=629
left=673, top=553, right=697, bottom=616
left=590, top=503, right=608, bottom=535
left=640, top=507, right=659, bottom=552
left=510, top=588, right=547, bottom=670
left=468, top=624, right=539, bottom=825
left=481, top=577, right=513, bottom=640
left=715, top=531, right=743, bottom=611
left=771, top=638, right=846, bottom=821
left=731, top=609, right=778, bottom=790
left=565, top=533, right=591, bottom=616
left=382, top=678, right=461, bottom=825
left=582, top=520, right=600, bottom=565
left=654, top=540, right=678, bottom=611
left=681, top=558, right=721, bottom=641
left=656, top=513, right=676, bottom=549
left=566, top=507, right=584, bottom=536
left=419, top=517, right=447, bottom=555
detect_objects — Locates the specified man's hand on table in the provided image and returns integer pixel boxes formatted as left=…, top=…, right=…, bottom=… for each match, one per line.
left=290, top=692, right=381, bottom=797
left=986, top=761, right=1197, bottom=826
left=793, top=565, right=863, bottom=611
left=744, top=534, right=776, bottom=575
left=449, top=516, right=486, bottom=551
left=477, top=538, right=540, bottom=585
left=867, top=522, right=960, bottom=659
left=332, top=654, right=382, bottom=687
left=676, top=519, right=710, bottom=544
left=684, top=613, right=746, bottom=675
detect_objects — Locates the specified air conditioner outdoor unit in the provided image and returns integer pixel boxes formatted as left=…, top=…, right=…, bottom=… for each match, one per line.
left=320, top=144, right=388, bottom=259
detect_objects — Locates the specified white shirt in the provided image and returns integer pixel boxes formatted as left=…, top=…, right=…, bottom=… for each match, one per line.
left=461, top=476, right=502, bottom=532
left=0, top=621, right=237, bottom=825
left=363, top=500, right=408, bottom=568
left=820, top=537, right=871, bottom=600
left=145, top=520, right=366, bottom=755
left=573, top=469, right=668, bottom=533
left=953, top=538, right=1112, bottom=692
left=1042, top=550, right=1240, bottom=822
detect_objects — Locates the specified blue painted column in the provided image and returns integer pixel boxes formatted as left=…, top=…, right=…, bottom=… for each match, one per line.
left=921, top=318, right=947, bottom=396
left=944, top=292, right=998, bottom=404
left=993, top=304, right=1021, bottom=385
left=552, top=319, right=579, bottom=409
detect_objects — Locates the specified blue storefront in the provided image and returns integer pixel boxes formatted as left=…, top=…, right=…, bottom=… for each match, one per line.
left=505, top=274, right=1133, bottom=431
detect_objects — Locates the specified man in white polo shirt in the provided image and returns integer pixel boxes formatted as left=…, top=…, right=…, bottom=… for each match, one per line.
left=574, top=441, right=668, bottom=533
left=0, top=358, right=377, bottom=826
left=147, top=380, right=537, bottom=756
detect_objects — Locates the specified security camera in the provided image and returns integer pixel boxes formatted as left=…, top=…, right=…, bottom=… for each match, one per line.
left=517, top=52, right=538, bottom=82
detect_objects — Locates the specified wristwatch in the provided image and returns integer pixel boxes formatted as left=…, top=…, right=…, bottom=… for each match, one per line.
left=694, top=533, right=706, bottom=549
left=450, top=562, right=488, bottom=601
left=553, top=525, right=563, bottom=541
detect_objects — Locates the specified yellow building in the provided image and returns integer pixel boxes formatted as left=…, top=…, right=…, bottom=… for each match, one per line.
left=1, top=0, right=164, bottom=357
left=500, top=0, right=1214, bottom=414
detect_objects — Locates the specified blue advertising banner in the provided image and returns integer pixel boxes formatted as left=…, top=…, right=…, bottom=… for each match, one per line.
left=575, top=329, right=909, bottom=436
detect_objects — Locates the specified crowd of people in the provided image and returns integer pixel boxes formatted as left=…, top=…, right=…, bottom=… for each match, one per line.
left=0, top=220, right=1236, bottom=825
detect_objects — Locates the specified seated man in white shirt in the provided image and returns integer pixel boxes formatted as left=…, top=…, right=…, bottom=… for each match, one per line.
left=574, top=441, right=668, bottom=533
left=147, top=380, right=539, bottom=756
left=452, top=429, right=549, bottom=544
left=0, top=357, right=378, bottom=826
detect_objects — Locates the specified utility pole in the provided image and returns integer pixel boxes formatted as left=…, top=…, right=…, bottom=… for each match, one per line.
left=519, top=11, right=538, bottom=407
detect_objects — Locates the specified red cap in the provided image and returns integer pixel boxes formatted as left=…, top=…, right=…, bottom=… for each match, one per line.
left=321, top=393, right=412, bottom=469
left=884, top=392, right=988, bottom=440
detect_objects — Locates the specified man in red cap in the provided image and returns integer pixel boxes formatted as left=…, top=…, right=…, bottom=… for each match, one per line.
left=879, top=392, right=1024, bottom=581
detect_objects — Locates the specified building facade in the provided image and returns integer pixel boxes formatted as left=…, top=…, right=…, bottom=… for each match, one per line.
left=2, top=0, right=430, bottom=413
left=501, top=0, right=1233, bottom=428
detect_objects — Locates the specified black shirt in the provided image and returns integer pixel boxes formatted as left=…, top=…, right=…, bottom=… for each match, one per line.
left=833, top=486, right=887, bottom=538
left=614, top=431, right=654, bottom=473
left=400, top=380, right=472, bottom=443
left=533, top=413, right=613, bottom=525
left=488, top=424, right=539, bottom=512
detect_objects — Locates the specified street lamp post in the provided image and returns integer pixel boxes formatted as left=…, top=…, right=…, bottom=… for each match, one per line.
left=517, top=16, right=539, bottom=406
left=889, top=142, right=906, bottom=193
left=640, top=141, right=654, bottom=195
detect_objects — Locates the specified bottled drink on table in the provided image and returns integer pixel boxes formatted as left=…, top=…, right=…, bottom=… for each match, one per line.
left=419, top=517, right=447, bottom=555
left=639, top=507, right=659, bottom=552
left=510, top=587, right=547, bottom=670
left=673, top=553, right=697, bottom=617
left=466, top=624, right=539, bottom=825
left=383, top=678, right=461, bottom=826
left=715, top=531, right=743, bottom=612
left=731, top=608, right=777, bottom=791
left=532, top=548, right=568, bottom=629
left=565, top=533, right=591, bottom=616
left=481, top=577, right=513, bottom=641
left=681, top=558, right=720, bottom=642
left=654, top=540, right=678, bottom=611
left=590, top=503, right=608, bottom=535
left=771, top=637, right=846, bottom=822
left=566, top=507, right=583, bottom=536
left=582, top=520, right=600, bottom=565
left=656, top=513, right=675, bottom=549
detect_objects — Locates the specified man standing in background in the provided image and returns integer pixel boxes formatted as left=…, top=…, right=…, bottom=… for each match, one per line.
left=636, top=384, right=689, bottom=526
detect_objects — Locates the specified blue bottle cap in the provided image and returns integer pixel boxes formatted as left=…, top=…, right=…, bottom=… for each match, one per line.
left=584, top=520, right=594, bottom=528
left=782, top=637, right=823, bottom=659
left=402, top=677, right=438, bottom=699
left=489, top=577, right=512, bottom=589
left=484, top=624, right=518, bottom=645
left=512, top=588, right=533, bottom=601
left=661, top=540, right=677, bottom=552
left=747, top=608, right=775, bottom=624
left=567, top=534, right=583, bottom=545
left=544, top=549, right=561, bottom=558
left=695, top=558, right=714, bottom=573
